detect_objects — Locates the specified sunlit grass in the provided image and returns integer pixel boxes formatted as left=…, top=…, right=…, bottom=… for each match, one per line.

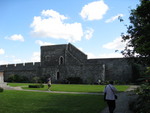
left=0, top=90, right=106, bottom=113
left=8, top=83, right=130, bottom=93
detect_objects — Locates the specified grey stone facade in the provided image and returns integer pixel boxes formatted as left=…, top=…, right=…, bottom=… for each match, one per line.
left=0, top=43, right=134, bottom=84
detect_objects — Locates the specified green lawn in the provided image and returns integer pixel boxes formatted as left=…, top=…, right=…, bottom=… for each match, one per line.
left=0, top=90, right=106, bottom=113
left=8, top=83, right=36, bottom=87
left=8, top=83, right=130, bottom=93
left=1, top=83, right=130, bottom=113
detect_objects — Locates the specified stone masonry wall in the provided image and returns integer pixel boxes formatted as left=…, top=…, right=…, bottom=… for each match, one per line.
left=87, top=58, right=133, bottom=83
left=67, top=43, right=87, bottom=63
left=0, top=62, right=41, bottom=81
left=0, top=43, right=135, bottom=84
left=41, top=44, right=66, bottom=67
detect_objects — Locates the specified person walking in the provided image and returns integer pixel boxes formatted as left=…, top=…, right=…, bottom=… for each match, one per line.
left=47, top=77, right=51, bottom=91
left=104, top=81, right=117, bottom=113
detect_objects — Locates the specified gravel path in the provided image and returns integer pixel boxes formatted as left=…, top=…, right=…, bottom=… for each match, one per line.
left=100, top=85, right=139, bottom=113
left=3, top=85, right=103, bottom=95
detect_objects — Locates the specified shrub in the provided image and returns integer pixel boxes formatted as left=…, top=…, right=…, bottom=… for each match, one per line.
left=32, top=76, right=40, bottom=83
left=32, top=76, right=49, bottom=83
left=7, top=74, right=29, bottom=83
left=28, top=84, right=44, bottom=88
left=0, top=87, right=4, bottom=92
left=131, top=83, right=150, bottom=113
left=67, top=77, right=83, bottom=84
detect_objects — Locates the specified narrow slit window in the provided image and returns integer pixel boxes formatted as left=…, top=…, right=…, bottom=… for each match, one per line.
left=56, top=72, right=60, bottom=80
left=59, top=56, right=64, bottom=65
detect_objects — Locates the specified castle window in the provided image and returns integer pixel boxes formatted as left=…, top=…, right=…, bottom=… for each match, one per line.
left=59, top=56, right=64, bottom=65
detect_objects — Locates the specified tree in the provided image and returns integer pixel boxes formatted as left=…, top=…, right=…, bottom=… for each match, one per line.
left=121, top=0, right=150, bottom=66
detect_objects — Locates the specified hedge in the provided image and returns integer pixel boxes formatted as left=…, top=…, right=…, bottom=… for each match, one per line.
left=0, top=87, right=4, bottom=92
left=28, top=84, right=44, bottom=88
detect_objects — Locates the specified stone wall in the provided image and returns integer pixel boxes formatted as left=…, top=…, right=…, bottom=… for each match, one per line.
left=0, top=43, right=135, bottom=84
left=41, top=44, right=66, bottom=67
left=67, top=43, right=87, bottom=63
left=0, top=62, right=41, bottom=81
left=86, top=58, right=133, bottom=83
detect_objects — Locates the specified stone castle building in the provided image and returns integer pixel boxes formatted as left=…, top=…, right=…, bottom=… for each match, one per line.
left=0, top=43, right=134, bottom=84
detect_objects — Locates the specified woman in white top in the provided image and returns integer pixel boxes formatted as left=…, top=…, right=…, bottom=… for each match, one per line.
left=47, top=77, right=51, bottom=91
left=104, top=81, right=117, bottom=113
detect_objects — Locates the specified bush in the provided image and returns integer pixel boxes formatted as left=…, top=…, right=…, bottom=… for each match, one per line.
left=0, top=87, right=4, bottom=92
left=28, top=84, right=44, bottom=88
left=131, top=67, right=150, bottom=113
left=32, top=76, right=40, bottom=83
left=7, top=74, right=29, bottom=83
left=131, top=83, right=150, bottom=113
left=67, top=77, right=83, bottom=84
left=31, top=76, right=49, bottom=83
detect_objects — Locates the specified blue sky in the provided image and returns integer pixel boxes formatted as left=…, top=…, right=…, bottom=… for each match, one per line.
left=0, top=0, right=140, bottom=65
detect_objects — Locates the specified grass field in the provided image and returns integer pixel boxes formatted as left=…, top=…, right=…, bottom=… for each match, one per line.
left=0, top=90, right=106, bottom=113
left=1, top=83, right=130, bottom=113
left=8, top=83, right=130, bottom=93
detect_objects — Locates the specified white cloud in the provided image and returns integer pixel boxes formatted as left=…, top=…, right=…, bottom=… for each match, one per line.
left=31, top=52, right=40, bottom=62
left=5, top=34, right=24, bottom=42
left=0, top=55, right=24, bottom=65
left=13, top=58, right=22, bottom=63
left=0, top=60, right=8, bottom=65
left=35, top=40, right=54, bottom=46
left=105, top=14, right=124, bottom=23
left=102, top=37, right=126, bottom=50
left=0, top=48, right=5, bottom=55
left=84, top=28, right=94, bottom=40
left=86, top=52, right=123, bottom=59
left=98, top=53, right=123, bottom=58
left=80, top=0, right=109, bottom=21
left=86, top=52, right=100, bottom=59
left=31, top=9, right=84, bottom=42
left=42, top=10, right=68, bottom=20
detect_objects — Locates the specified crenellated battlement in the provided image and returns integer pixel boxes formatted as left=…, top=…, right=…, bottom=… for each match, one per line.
left=0, top=43, right=136, bottom=83
left=0, top=62, right=41, bottom=71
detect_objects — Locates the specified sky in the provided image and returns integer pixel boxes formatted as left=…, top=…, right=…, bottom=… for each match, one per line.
left=0, top=0, right=140, bottom=65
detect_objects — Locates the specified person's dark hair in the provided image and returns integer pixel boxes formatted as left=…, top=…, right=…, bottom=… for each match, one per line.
left=109, top=81, right=114, bottom=84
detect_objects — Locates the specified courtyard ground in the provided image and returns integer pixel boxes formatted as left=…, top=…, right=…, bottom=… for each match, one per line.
left=3, top=85, right=139, bottom=113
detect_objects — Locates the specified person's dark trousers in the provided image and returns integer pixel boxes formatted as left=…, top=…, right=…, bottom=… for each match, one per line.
left=106, top=100, right=116, bottom=113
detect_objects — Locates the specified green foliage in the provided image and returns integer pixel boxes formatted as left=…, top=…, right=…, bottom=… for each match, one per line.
left=7, top=74, right=29, bottom=83
left=66, top=77, right=83, bottom=84
left=0, top=90, right=106, bottom=113
left=137, top=66, right=150, bottom=83
left=32, top=76, right=40, bottom=83
left=132, top=63, right=146, bottom=83
left=131, top=66, right=150, bottom=112
left=131, top=83, right=150, bottom=113
left=32, top=76, right=49, bottom=83
left=0, top=87, right=4, bottom=92
left=121, top=0, right=150, bottom=66
left=28, top=84, right=44, bottom=88
left=145, top=67, right=150, bottom=82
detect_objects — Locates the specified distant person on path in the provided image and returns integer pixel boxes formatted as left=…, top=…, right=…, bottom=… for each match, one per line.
left=104, top=81, right=117, bottom=113
left=47, top=77, right=51, bottom=91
